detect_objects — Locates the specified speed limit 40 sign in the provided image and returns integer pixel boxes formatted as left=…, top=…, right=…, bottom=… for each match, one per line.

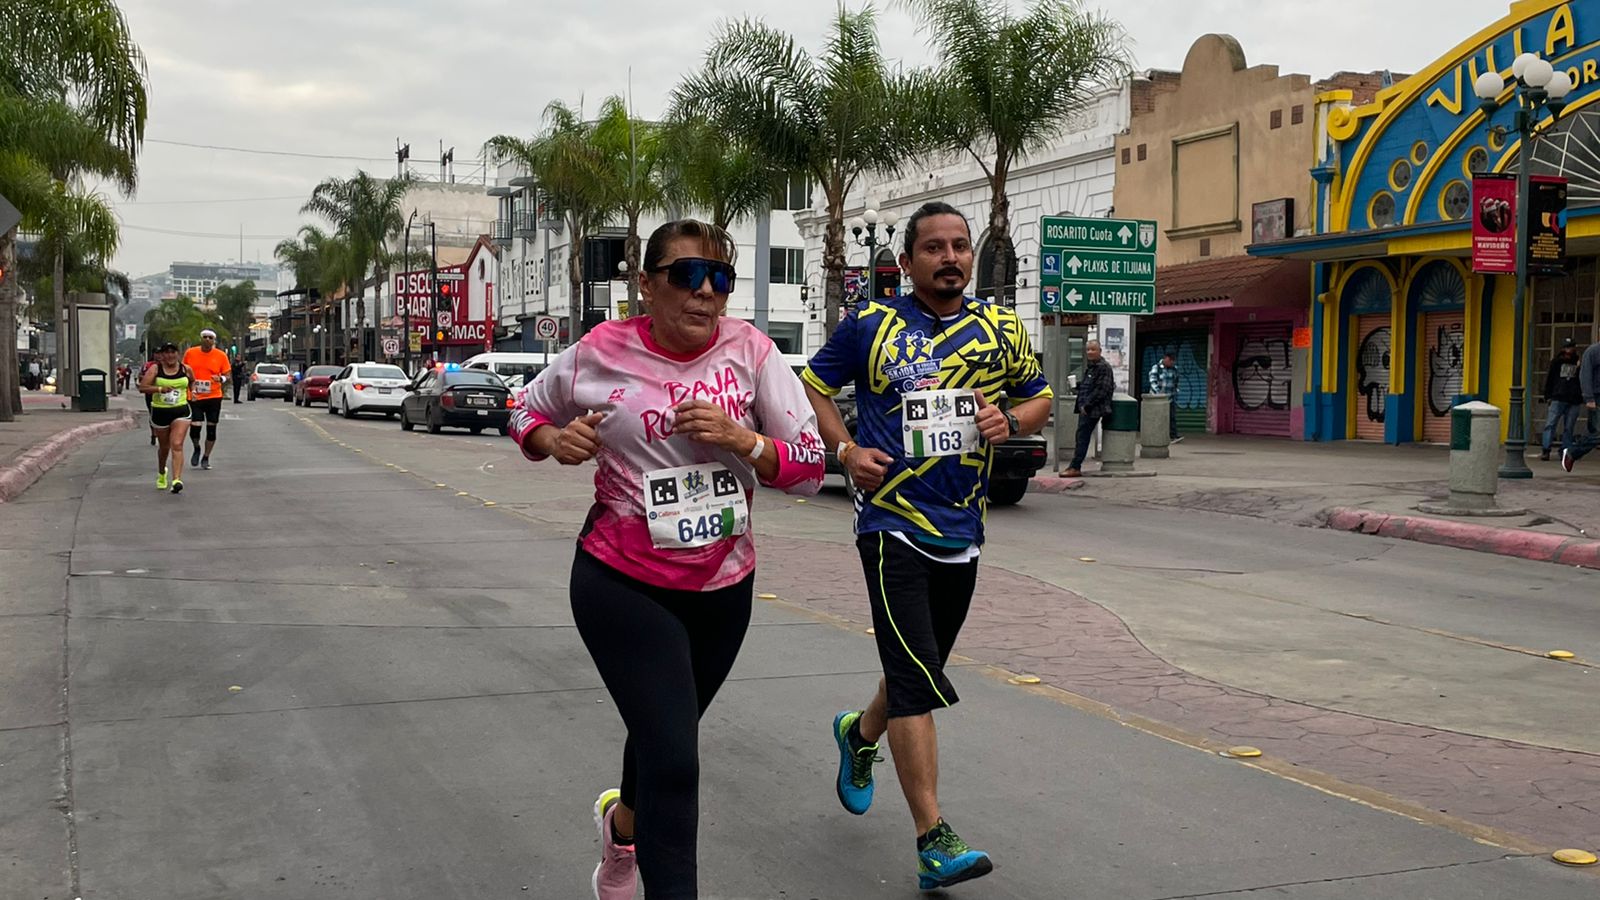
left=533, top=315, right=560, bottom=340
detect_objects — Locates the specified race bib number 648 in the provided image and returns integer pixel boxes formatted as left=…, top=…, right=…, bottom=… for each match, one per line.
left=642, top=462, right=750, bottom=550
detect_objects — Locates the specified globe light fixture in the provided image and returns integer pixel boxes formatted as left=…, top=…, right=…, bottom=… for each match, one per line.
left=1524, top=56, right=1555, bottom=88
left=1474, top=71, right=1505, bottom=102
left=1547, top=70, right=1574, bottom=100
left=1513, top=52, right=1538, bottom=81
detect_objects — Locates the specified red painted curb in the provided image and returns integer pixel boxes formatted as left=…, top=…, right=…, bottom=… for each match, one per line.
left=0, top=411, right=138, bottom=503
left=1324, top=506, right=1600, bottom=571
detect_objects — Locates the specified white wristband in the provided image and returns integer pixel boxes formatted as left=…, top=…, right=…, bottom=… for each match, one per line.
left=747, top=435, right=766, bottom=461
left=836, top=441, right=852, bottom=462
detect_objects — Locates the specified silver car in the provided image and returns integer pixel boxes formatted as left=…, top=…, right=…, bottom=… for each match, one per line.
left=249, top=363, right=294, bottom=401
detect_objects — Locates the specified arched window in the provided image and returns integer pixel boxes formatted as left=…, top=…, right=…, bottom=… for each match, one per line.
left=974, top=233, right=1016, bottom=305
left=870, top=247, right=899, bottom=299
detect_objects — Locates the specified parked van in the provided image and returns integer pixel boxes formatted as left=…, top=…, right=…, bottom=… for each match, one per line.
left=460, top=352, right=551, bottom=388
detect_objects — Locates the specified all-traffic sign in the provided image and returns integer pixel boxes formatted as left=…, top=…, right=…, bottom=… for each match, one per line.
left=533, top=315, right=559, bottom=340
left=1039, top=215, right=1158, bottom=315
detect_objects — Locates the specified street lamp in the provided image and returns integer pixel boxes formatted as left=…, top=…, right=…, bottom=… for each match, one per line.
left=617, top=259, right=631, bottom=318
left=1474, top=52, right=1573, bottom=479
left=849, top=208, right=900, bottom=303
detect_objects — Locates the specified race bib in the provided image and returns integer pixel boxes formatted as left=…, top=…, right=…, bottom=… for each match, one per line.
left=193, top=380, right=212, bottom=395
left=902, top=389, right=980, bottom=457
left=161, top=390, right=182, bottom=405
left=642, top=462, right=750, bottom=550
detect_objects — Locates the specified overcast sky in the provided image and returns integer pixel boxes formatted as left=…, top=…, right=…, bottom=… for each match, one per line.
left=105, top=0, right=1514, bottom=278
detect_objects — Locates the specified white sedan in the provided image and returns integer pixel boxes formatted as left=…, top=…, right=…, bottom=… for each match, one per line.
left=327, top=363, right=411, bottom=419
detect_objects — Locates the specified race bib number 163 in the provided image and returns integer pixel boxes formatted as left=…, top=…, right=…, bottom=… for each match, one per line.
left=902, top=389, right=979, bottom=458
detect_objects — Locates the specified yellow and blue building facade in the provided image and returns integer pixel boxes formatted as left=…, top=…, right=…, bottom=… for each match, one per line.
left=1253, top=0, right=1600, bottom=442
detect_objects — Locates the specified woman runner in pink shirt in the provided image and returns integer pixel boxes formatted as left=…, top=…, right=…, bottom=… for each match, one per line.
left=510, top=219, right=825, bottom=899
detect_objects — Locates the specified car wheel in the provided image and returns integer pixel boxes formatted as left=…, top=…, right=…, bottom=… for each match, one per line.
left=342, top=397, right=355, bottom=419
left=497, top=424, right=510, bottom=437
left=248, top=389, right=256, bottom=401
left=470, top=426, right=483, bottom=435
left=283, top=392, right=291, bottom=402
left=400, top=407, right=415, bottom=432
left=385, top=411, right=396, bottom=419
left=426, top=406, right=442, bottom=434
left=988, top=478, right=1028, bottom=507
left=326, top=394, right=337, bottom=414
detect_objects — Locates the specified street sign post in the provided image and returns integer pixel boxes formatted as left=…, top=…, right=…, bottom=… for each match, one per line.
left=1039, top=216, right=1158, bottom=315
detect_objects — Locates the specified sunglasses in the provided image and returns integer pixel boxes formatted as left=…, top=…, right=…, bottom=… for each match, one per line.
left=649, top=257, right=736, bottom=295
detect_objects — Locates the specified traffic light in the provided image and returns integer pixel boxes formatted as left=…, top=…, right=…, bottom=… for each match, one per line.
left=436, top=281, right=453, bottom=313
left=435, top=330, right=445, bottom=342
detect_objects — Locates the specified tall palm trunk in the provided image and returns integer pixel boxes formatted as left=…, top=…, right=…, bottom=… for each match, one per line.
left=567, top=214, right=587, bottom=342
left=624, top=210, right=641, bottom=317
left=987, top=160, right=1016, bottom=306
left=0, top=228, right=19, bottom=420
left=822, top=184, right=847, bottom=335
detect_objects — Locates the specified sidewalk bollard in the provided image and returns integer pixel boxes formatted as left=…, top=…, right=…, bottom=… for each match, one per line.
left=1418, top=401, right=1527, bottom=517
left=1089, top=394, right=1155, bottom=477
left=1140, top=394, right=1172, bottom=459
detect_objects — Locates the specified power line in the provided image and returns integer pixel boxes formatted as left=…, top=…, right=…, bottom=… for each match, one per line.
left=121, top=223, right=287, bottom=240
left=148, top=138, right=394, bottom=163
left=116, top=194, right=306, bottom=206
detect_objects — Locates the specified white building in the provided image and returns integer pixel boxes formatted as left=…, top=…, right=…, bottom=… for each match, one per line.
left=484, top=159, right=815, bottom=355
left=792, top=81, right=1129, bottom=360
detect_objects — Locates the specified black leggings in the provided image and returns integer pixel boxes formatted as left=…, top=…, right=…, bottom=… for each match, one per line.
left=570, top=547, right=753, bottom=900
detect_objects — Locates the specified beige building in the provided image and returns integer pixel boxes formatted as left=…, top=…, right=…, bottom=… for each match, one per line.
left=1112, top=35, right=1386, bottom=438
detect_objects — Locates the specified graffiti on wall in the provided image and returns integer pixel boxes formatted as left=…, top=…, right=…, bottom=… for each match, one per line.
left=1232, top=337, right=1292, bottom=411
left=1140, top=338, right=1207, bottom=411
left=1356, top=326, right=1391, bottom=423
left=1427, top=323, right=1465, bottom=416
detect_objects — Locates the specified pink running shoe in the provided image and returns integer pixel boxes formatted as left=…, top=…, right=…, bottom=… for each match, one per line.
left=592, top=789, right=637, bottom=900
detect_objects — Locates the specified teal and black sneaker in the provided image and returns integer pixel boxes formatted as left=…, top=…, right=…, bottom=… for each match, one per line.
left=832, top=710, right=880, bottom=815
left=916, top=821, right=992, bottom=890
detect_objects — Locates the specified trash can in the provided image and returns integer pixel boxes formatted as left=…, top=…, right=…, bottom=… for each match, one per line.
left=78, top=368, right=108, bottom=412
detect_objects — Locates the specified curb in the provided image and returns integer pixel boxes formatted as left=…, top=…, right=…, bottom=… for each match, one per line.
left=0, top=411, right=138, bottom=503
left=1029, top=475, right=1086, bottom=494
left=1324, top=506, right=1600, bottom=571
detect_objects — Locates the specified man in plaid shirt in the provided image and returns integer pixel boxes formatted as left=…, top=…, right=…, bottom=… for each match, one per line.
left=1148, top=352, right=1182, bottom=443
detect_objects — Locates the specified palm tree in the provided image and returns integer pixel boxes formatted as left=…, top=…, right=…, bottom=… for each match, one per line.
left=672, top=6, right=921, bottom=334
left=661, top=117, right=786, bottom=233
left=590, top=95, right=671, bottom=315
left=300, top=170, right=412, bottom=359
left=144, top=296, right=222, bottom=349
left=901, top=0, right=1130, bottom=302
left=20, top=180, right=120, bottom=320
left=0, top=0, right=147, bottom=420
left=487, top=101, right=612, bottom=340
left=275, top=225, right=349, bottom=365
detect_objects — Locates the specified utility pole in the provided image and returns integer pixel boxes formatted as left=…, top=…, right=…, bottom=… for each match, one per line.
left=402, top=209, right=417, bottom=374
left=429, top=220, right=439, bottom=368
left=396, top=140, right=410, bottom=180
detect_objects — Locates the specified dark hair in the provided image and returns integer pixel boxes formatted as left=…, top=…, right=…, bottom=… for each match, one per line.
left=902, top=201, right=971, bottom=256
left=642, top=219, right=738, bottom=271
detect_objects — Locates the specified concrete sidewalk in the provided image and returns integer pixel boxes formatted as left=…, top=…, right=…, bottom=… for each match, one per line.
left=0, top=392, right=141, bottom=501
left=1038, top=433, right=1600, bottom=563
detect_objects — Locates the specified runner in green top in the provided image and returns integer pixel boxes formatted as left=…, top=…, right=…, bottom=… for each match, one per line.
left=139, top=341, right=195, bottom=494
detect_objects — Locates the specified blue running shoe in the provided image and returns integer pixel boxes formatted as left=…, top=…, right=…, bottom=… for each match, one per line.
left=917, top=821, right=992, bottom=890
left=832, top=710, right=880, bottom=815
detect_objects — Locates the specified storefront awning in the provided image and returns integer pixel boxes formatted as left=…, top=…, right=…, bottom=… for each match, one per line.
left=1156, top=257, right=1310, bottom=312
left=1248, top=204, right=1600, bottom=262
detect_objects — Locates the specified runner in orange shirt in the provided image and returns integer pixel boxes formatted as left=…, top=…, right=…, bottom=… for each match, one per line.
left=183, top=329, right=232, bottom=470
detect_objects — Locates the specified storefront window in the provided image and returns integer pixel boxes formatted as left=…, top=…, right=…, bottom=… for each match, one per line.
left=1532, top=260, right=1599, bottom=422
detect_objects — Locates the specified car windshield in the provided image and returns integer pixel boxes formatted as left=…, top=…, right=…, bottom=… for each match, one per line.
left=307, top=366, right=341, bottom=378
left=446, top=371, right=503, bottom=387
left=357, top=366, right=407, bottom=380
left=256, top=364, right=288, bottom=375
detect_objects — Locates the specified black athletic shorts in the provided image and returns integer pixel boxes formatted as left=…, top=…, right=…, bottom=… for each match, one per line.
left=150, top=405, right=192, bottom=428
left=189, top=397, right=223, bottom=424
left=857, top=531, right=979, bottom=718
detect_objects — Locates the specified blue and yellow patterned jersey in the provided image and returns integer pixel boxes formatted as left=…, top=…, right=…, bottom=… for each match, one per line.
left=803, top=294, right=1052, bottom=545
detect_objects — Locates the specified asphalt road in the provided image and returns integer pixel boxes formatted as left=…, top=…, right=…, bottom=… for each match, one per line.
left=2, top=403, right=1596, bottom=899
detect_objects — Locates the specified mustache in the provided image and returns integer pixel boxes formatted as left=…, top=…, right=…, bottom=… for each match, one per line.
left=935, top=267, right=964, bottom=278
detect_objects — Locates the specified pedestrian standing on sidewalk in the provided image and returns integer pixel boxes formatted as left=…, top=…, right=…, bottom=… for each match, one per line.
left=1148, top=351, right=1181, bottom=443
left=232, top=356, right=248, bottom=404
left=1064, top=340, right=1116, bottom=478
left=1561, top=338, right=1600, bottom=471
left=509, top=219, right=824, bottom=900
left=1541, top=338, right=1584, bottom=461
left=803, top=201, right=1053, bottom=891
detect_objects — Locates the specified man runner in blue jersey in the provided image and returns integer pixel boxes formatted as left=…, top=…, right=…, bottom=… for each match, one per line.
left=802, top=201, right=1053, bottom=890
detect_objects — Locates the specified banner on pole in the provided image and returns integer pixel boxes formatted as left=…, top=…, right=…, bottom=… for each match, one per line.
left=1471, top=174, right=1516, bottom=274
left=1528, top=175, right=1568, bottom=276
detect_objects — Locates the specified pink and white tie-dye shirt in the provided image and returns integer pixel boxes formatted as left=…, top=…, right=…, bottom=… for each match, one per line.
left=510, top=316, right=825, bottom=591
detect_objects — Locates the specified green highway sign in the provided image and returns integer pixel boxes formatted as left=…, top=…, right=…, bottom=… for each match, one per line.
left=1039, top=215, right=1158, bottom=315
